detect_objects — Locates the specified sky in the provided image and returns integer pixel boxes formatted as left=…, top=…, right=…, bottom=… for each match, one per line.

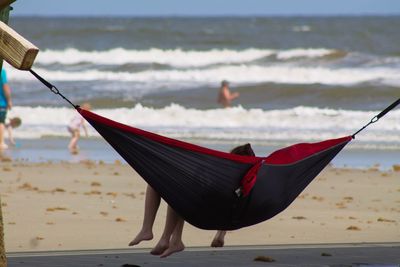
left=11, top=0, right=400, bottom=17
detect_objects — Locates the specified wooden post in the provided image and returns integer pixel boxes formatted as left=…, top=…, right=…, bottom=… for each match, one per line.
left=0, top=1, right=15, bottom=12
left=0, top=21, right=39, bottom=70
left=0, top=1, right=12, bottom=70
left=0, top=9, right=7, bottom=267
left=0, top=190, right=5, bottom=267
left=0, top=2, right=15, bottom=267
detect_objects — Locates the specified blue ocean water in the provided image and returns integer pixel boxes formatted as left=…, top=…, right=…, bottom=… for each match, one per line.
left=2, top=138, right=399, bottom=170
left=9, top=16, right=400, bottom=110
left=1, top=16, right=399, bottom=165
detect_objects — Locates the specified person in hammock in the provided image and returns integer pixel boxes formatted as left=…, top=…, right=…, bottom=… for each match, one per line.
left=128, top=143, right=255, bottom=257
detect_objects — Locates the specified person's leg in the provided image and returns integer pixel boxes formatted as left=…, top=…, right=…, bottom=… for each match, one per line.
left=151, top=205, right=185, bottom=256
left=129, top=185, right=161, bottom=246
left=0, top=111, right=7, bottom=149
left=0, top=123, right=6, bottom=149
left=68, top=129, right=80, bottom=151
left=211, top=230, right=226, bottom=247
left=159, top=214, right=185, bottom=258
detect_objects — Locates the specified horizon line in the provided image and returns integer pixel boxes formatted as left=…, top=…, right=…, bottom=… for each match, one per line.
left=10, top=13, right=400, bottom=18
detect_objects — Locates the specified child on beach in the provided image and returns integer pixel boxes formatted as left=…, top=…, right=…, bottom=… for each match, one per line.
left=129, top=143, right=255, bottom=258
left=4, top=117, right=22, bottom=147
left=67, top=103, right=91, bottom=154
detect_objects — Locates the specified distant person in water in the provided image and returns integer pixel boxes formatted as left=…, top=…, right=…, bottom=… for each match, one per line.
left=67, top=102, right=91, bottom=154
left=217, top=80, right=239, bottom=108
left=5, top=117, right=22, bottom=146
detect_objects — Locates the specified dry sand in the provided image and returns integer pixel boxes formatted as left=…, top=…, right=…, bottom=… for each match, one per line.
left=0, top=159, right=399, bottom=252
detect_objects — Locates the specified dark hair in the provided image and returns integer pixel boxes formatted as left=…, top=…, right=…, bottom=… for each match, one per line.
left=10, top=117, right=22, bottom=128
left=230, top=143, right=255, bottom=156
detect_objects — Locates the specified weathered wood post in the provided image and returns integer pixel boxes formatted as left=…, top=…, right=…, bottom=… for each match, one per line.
left=0, top=2, right=16, bottom=266
left=0, top=0, right=16, bottom=68
left=0, top=1, right=39, bottom=266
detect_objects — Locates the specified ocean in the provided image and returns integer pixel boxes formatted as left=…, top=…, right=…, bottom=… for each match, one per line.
left=2, top=16, right=400, bottom=167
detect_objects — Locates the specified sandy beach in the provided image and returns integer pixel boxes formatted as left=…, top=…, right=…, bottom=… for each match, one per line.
left=0, top=159, right=399, bottom=253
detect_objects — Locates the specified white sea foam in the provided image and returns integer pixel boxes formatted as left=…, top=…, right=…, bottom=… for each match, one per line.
left=8, top=64, right=400, bottom=88
left=33, top=47, right=337, bottom=67
left=276, top=48, right=333, bottom=60
left=292, top=25, right=312, bottom=32
left=6, top=47, right=397, bottom=88
left=7, top=105, right=400, bottom=149
left=36, top=48, right=274, bottom=67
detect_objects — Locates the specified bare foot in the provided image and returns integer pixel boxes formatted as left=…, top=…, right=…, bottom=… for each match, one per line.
left=0, top=143, right=8, bottom=150
left=69, top=146, right=79, bottom=155
left=160, top=241, right=185, bottom=258
left=128, top=230, right=153, bottom=246
left=211, top=230, right=226, bottom=248
left=211, top=238, right=224, bottom=247
left=150, top=240, right=169, bottom=255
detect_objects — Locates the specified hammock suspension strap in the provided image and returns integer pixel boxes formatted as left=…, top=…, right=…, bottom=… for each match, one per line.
left=352, top=98, right=400, bottom=138
left=29, top=69, right=78, bottom=109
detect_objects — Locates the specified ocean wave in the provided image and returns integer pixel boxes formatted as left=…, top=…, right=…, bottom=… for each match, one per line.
left=9, top=64, right=400, bottom=87
left=292, top=25, right=311, bottom=32
left=7, top=105, right=400, bottom=148
left=276, top=48, right=334, bottom=60
left=33, top=47, right=340, bottom=67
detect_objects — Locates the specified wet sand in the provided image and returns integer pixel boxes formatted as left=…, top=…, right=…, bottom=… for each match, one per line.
left=0, top=159, right=399, bottom=252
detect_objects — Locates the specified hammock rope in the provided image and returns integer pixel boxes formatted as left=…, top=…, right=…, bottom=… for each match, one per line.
left=27, top=68, right=400, bottom=230
left=29, top=69, right=79, bottom=109
left=352, top=98, right=400, bottom=138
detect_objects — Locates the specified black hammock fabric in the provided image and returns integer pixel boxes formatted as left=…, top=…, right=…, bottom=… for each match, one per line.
left=79, top=108, right=351, bottom=231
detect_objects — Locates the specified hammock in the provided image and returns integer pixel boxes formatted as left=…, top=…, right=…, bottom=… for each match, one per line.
left=81, top=108, right=351, bottom=230
left=30, top=69, right=399, bottom=231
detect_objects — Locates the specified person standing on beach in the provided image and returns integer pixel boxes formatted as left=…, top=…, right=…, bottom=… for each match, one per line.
left=217, top=80, right=239, bottom=108
left=129, top=143, right=255, bottom=257
left=0, top=69, right=12, bottom=150
left=4, top=117, right=22, bottom=147
left=67, top=103, right=91, bottom=154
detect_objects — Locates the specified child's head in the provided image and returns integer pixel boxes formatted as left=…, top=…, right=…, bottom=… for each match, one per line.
left=230, top=143, right=255, bottom=156
left=9, top=117, right=22, bottom=128
left=81, top=102, right=91, bottom=110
